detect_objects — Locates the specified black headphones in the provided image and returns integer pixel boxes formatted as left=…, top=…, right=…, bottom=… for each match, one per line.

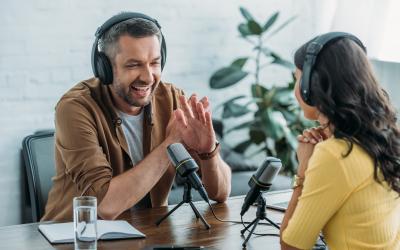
left=91, top=12, right=167, bottom=85
left=300, top=32, right=366, bottom=106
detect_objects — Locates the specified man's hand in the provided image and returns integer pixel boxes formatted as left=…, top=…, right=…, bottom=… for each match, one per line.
left=164, top=94, right=232, bottom=203
left=165, top=109, right=186, bottom=144
left=177, top=94, right=216, bottom=154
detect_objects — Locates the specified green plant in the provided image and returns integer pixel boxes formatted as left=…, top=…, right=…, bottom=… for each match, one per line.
left=209, top=7, right=314, bottom=175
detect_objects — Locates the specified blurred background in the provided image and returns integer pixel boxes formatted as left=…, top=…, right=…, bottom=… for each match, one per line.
left=0, top=0, right=399, bottom=226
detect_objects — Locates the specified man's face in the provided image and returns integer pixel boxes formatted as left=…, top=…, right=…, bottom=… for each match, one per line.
left=111, top=35, right=161, bottom=108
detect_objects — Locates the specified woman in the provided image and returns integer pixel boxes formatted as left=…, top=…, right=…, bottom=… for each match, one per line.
left=280, top=32, right=400, bottom=250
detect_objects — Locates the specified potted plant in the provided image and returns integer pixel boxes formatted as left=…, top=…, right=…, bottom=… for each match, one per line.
left=209, top=7, right=314, bottom=175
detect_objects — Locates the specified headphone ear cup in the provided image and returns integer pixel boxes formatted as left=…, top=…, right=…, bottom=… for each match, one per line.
left=97, top=52, right=113, bottom=85
left=299, top=77, right=306, bottom=102
left=299, top=59, right=313, bottom=106
left=300, top=77, right=312, bottom=106
left=160, top=34, right=167, bottom=70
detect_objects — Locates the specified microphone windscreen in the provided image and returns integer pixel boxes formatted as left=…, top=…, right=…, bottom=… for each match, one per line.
left=256, top=158, right=282, bottom=185
left=167, top=143, right=191, bottom=165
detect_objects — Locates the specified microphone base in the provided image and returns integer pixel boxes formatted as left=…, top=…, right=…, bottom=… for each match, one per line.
left=155, top=182, right=210, bottom=230
left=240, top=195, right=280, bottom=247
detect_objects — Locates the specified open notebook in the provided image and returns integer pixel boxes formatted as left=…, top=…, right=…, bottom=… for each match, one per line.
left=38, top=220, right=145, bottom=244
left=265, top=190, right=292, bottom=211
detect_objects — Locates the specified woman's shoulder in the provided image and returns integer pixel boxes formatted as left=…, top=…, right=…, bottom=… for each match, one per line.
left=315, top=137, right=369, bottom=160
left=312, top=137, right=347, bottom=159
left=311, top=137, right=374, bottom=183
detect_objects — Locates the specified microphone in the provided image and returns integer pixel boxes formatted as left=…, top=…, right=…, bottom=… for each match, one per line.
left=167, top=143, right=210, bottom=203
left=240, top=157, right=282, bottom=216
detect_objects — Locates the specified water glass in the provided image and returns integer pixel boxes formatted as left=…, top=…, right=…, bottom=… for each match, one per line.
left=73, top=196, right=97, bottom=250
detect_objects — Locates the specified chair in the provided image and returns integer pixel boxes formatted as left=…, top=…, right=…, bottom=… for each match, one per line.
left=22, top=130, right=55, bottom=222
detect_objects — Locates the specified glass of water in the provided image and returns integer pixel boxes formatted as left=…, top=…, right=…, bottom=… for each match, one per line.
left=73, top=196, right=97, bottom=250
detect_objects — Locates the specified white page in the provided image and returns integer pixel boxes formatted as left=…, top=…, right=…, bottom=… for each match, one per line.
left=97, top=220, right=145, bottom=239
left=38, top=220, right=145, bottom=243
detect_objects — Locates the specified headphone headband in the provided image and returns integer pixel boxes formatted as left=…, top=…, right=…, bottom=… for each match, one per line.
left=91, top=12, right=167, bottom=85
left=94, top=12, right=161, bottom=38
left=300, top=32, right=366, bottom=106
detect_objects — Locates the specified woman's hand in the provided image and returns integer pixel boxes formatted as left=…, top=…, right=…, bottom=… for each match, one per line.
left=296, top=126, right=329, bottom=176
left=297, top=126, right=330, bottom=144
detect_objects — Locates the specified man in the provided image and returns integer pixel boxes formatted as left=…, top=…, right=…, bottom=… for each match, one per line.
left=42, top=13, right=231, bottom=221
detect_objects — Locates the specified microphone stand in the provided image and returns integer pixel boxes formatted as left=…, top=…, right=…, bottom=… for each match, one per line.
left=155, top=180, right=211, bottom=229
left=240, top=194, right=280, bottom=247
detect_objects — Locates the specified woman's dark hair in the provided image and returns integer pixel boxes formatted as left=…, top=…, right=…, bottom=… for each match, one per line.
left=295, top=37, right=400, bottom=194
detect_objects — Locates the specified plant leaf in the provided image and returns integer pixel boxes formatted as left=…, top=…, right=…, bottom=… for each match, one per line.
left=289, top=151, right=298, bottom=175
left=288, top=72, right=296, bottom=89
left=247, top=144, right=274, bottom=158
left=251, top=83, right=269, bottom=98
left=222, top=102, right=251, bottom=118
left=263, top=12, right=279, bottom=32
left=210, top=66, right=248, bottom=89
left=279, top=108, right=298, bottom=123
left=239, top=7, right=254, bottom=21
left=221, top=95, right=247, bottom=105
left=238, top=23, right=252, bottom=37
left=270, top=52, right=295, bottom=70
left=263, top=87, right=277, bottom=107
left=283, top=128, right=298, bottom=150
left=259, top=48, right=294, bottom=70
left=275, top=140, right=292, bottom=173
left=231, top=57, right=248, bottom=69
left=225, top=120, right=253, bottom=133
left=259, top=46, right=272, bottom=57
left=233, top=139, right=253, bottom=153
left=268, top=16, right=297, bottom=37
left=261, top=109, right=286, bottom=140
left=247, top=20, right=263, bottom=35
left=272, top=88, right=295, bottom=107
left=249, top=129, right=266, bottom=144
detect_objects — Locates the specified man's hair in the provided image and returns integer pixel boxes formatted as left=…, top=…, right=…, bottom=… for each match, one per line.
left=99, top=17, right=162, bottom=62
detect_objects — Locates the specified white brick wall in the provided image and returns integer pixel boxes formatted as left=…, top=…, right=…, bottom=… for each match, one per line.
left=3, top=0, right=398, bottom=226
left=371, top=60, right=400, bottom=109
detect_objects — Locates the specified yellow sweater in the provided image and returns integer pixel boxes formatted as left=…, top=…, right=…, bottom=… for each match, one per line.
left=282, top=138, right=400, bottom=250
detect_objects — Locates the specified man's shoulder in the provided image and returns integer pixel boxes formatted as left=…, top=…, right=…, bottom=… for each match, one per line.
left=57, top=78, right=100, bottom=106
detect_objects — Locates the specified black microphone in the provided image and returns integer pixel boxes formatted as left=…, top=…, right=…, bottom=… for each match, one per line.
left=240, top=157, right=282, bottom=216
left=167, top=143, right=210, bottom=203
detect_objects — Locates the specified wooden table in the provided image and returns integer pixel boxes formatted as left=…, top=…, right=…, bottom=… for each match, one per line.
left=0, top=190, right=292, bottom=250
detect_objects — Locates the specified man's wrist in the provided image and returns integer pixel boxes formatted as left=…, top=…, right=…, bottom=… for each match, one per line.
left=198, top=142, right=220, bottom=160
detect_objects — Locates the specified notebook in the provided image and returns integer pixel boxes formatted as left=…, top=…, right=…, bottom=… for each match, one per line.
left=266, top=201, right=289, bottom=211
left=265, top=190, right=292, bottom=211
left=38, top=220, right=145, bottom=244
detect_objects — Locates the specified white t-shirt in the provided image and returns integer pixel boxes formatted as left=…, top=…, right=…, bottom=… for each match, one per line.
left=117, top=109, right=144, bottom=166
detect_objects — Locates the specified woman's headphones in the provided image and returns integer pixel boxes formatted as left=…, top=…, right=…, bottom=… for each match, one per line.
left=300, top=32, right=366, bottom=106
left=91, top=12, right=167, bottom=85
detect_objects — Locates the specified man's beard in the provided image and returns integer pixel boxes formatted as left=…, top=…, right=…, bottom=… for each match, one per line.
left=114, top=81, right=156, bottom=107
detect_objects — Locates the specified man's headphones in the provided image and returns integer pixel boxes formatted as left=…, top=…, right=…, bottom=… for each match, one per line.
left=300, top=32, right=366, bottom=106
left=91, top=12, right=167, bottom=85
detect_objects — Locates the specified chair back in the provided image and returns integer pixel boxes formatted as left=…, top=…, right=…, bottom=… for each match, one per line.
left=22, top=130, right=55, bottom=222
